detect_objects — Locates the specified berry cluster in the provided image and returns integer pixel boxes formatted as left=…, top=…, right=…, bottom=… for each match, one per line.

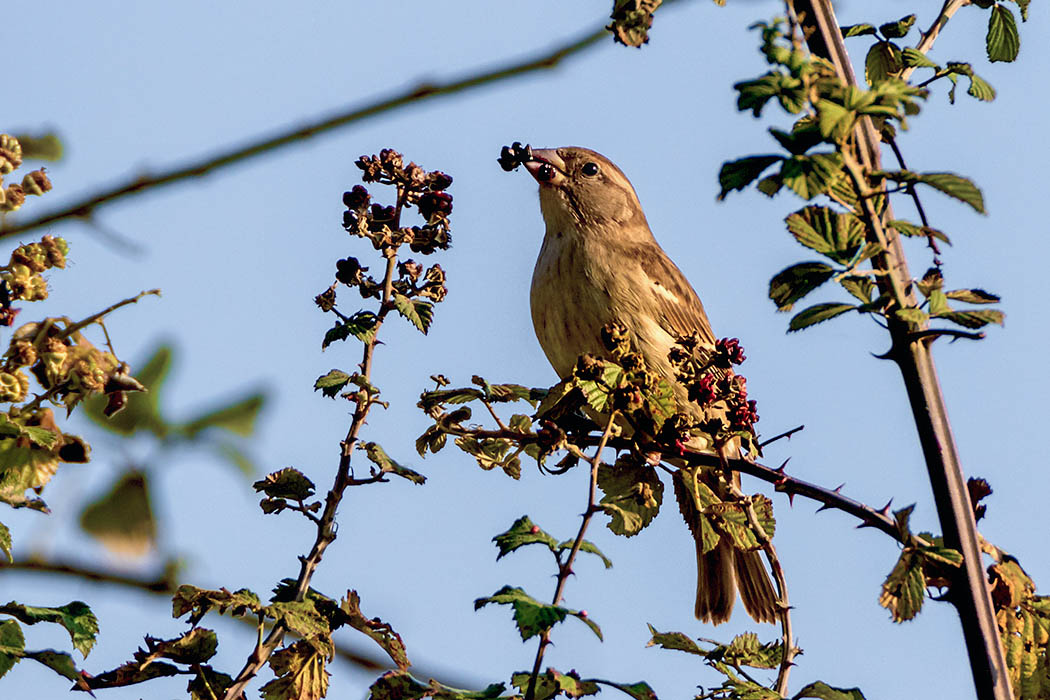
left=497, top=142, right=534, bottom=172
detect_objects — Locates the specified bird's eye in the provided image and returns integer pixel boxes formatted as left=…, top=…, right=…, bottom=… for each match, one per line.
left=581, top=162, right=600, bottom=177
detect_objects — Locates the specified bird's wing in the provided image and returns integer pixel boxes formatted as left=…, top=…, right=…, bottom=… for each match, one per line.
left=635, top=245, right=717, bottom=345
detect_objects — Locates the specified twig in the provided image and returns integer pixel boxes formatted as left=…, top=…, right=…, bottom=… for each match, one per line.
left=908, top=328, right=985, bottom=344
left=901, top=0, right=973, bottom=82
left=57, top=289, right=162, bottom=340
left=222, top=209, right=405, bottom=699
left=524, top=411, right=618, bottom=700
left=724, top=479, right=795, bottom=696
left=758, top=425, right=804, bottom=449
left=0, top=26, right=608, bottom=240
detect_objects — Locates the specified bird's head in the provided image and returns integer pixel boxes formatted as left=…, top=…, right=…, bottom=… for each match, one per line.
left=524, top=147, right=649, bottom=235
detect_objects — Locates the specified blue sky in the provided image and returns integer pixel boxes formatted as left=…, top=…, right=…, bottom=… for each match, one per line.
left=3, top=2, right=1048, bottom=699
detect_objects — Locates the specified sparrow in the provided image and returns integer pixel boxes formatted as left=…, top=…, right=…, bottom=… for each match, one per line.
left=513, top=145, right=776, bottom=625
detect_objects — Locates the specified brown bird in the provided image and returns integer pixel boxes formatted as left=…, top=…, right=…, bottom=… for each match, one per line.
left=518, top=145, right=777, bottom=625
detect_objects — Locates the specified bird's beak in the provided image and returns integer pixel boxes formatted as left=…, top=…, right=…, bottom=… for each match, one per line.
left=524, top=148, right=567, bottom=187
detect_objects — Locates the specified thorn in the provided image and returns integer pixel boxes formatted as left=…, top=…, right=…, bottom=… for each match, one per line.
left=872, top=348, right=894, bottom=360
left=856, top=521, right=876, bottom=529
left=879, top=499, right=893, bottom=516
left=786, top=492, right=796, bottom=507
left=816, top=503, right=832, bottom=513
left=833, top=483, right=845, bottom=493
left=774, top=458, right=790, bottom=473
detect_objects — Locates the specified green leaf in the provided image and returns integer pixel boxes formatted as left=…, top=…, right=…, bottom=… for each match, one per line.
left=24, top=649, right=83, bottom=683
left=840, top=23, right=877, bottom=38
left=939, top=309, right=1005, bottom=329
left=418, top=387, right=485, bottom=411
left=260, top=639, right=329, bottom=700
left=0, top=521, right=10, bottom=563
left=323, top=311, right=378, bottom=348
left=141, top=628, right=219, bottom=664
left=180, top=392, right=265, bottom=438
left=879, top=547, right=925, bottom=621
left=492, top=515, right=558, bottom=560
left=11, top=132, right=64, bottom=161
left=788, top=303, right=855, bottom=331
left=79, top=471, right=156, bottom=558
left=0, top=415, right=60, bottom=449
left=945, top=289, right=1000, bottom=304
left=593, top=680, right=657, bottom=700
left=769, top=126, right=823, bottom=156
left=567, top=540, right=614, bottom=569
left=815, top=99, right=855, bottom=143
left=363, top=442, right=426, bottom=484
left=967, top=72, right=996, bottom=101
left=341, top=591, right=410, bottom=670
left=576, top=364, right=624, bottom=414
left=474, top=586, right=600, bottom=641
left=865, top=42, right=902, bottom=85
left=394, top=294, right=434, bottom=334
left=172, top=585, right=263, bottom=625
left=0, top=601, right=98, bottom=657
left=840, top=277, right=874, bottom=304
left=710, top=632, right=783, bottom=669
left=253, top=467, right=315, bottom=501
left=314, top=369, right=352, bottom=398
left=597, top=455, right=663, bottom=537
left=889, top=219, right=950, bottom=244
left=887, top=171, right=985, bottom=214
left=646, top=624, right=704, bottom=655
left=734, top=73, right=806, bottom=116
left=780, top=153, right=842, bottom=200
left=987, top=4, right=1020, bottom=62
left=0, top=619, right=25, bottom=678
left=879, top=14, right=916, bottom=39
left=794, top=681, right=867, bottom=700
left=895, top=307, right=929, bottom=325
left=717, top=156, right=783, bottom=200
left=768, top=262, right=835, bottom=311
left=1014, top=0, right=1031, bottom=21
left=901, top=48, right=938, bottom=69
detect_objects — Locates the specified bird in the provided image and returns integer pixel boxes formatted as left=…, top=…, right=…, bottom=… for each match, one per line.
left=514, top=145, right=777, bottom=625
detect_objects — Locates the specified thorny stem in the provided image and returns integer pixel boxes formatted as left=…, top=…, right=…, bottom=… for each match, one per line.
left=724, top=479, right=795, bottom=696
left=901, top=0, right=973, bottom=82
left=524, top=411, right=618, bottom=700
left=222, top=230, right=403, bottom=699
left=786, top=2, right=1011, bottom=697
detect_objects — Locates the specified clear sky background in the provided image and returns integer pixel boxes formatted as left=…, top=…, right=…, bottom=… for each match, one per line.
left=3, top=1, right=1048, bottom=699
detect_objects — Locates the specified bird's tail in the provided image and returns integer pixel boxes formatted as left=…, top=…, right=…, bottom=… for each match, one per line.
left=674, top=467, right=779, bottom=625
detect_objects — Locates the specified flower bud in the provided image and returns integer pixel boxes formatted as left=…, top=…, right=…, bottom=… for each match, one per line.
left=21, top=169, right=52, bottom=196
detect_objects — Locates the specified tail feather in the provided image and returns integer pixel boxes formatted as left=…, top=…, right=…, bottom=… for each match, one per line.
left=695, top=537, right=735, bottom=624
left=735, top=549, right=778, bottom=624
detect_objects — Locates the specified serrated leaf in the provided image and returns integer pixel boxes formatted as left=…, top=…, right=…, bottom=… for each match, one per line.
left=260, top=639, right=329, bottom=700
left=314, top=369, right=352, bottom=398
left=769, top=126, right=823, bottom=156
left=716, top=632, right=783, bottom=669
left=890, top=171, right=985, bottom=214
left=646, top=624, right=704, bottom=655
left=594, top=680, right=657, bottom=700
left=794, top=681, right=867, bottom=700
left=840, top=277, right=874, bottom=303
left=418, top=387, right=485, bottom=411
left=474, top=586, right=599, bottom=641
left=597, top=455, right=663, bottom=537
left=879, top=14, right=916, bottom=39
left=788, top=303, right=855, bottom=331
left=394, top=294, right=433, bottom=334
left=895, top=307, right=929, bottom=325
left=768, top=262, right=835, bottom=311
left=901, top=47, right=938, bottom=69
left=570, top=540, right=613, bottom=569
left=253, top=467, right=315, bottom=501
left=141, top=628, right=219, bottom=665
left=865, top=42, right=902, bottom=85
left=840, top=23, right=877, bottom=38
left=945, top=289, right=1000, bottom=304
left=172, top=585, right=262, bottom=625
left=576, top=365, right=624, bottom=414
left=815, top=99, right=855, bottom=143
left=967, top=72, right=996, bottom=101
left=0, top=619, right=24, bottom=678
left=0, top=601, right=98, bottom=657
left=492, top=515, right=558, bottom=560
left=79, top=470, right=156, bottom=558
left=939, top=309, right=1004, bottom=329
left=0, top=521, right=10, bottom=563
left=323, top=311, right=377, bottom=348
left=363, top=442, right=425, bottom=484
left=24, top=649, right=83, bottom=683
left=780, top=153, right=842, bottom=200
left=879, top=547, right=925, bottom=621
left=987, top=4, right=1020, bottom=62
left=717, top=156, right=783, bottom=200
left=889, top=219, right=951, bottom=244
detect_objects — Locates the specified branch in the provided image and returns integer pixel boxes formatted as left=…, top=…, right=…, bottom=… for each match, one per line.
left=901, top=0, right=973, bottom=81
left=0, top=25, right=608, bottom=241
left=524, top=412, right=618, bottom=700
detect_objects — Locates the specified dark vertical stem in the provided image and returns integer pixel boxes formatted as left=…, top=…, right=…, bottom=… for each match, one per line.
left=786, top=1, right=1011, bottom=698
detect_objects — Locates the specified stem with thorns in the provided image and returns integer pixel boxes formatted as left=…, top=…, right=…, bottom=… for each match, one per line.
left=524, top=411, right=618, bottom=700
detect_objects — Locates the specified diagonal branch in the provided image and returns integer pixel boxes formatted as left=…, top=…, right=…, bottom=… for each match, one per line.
left=0, top=25, right=608, bottom=240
